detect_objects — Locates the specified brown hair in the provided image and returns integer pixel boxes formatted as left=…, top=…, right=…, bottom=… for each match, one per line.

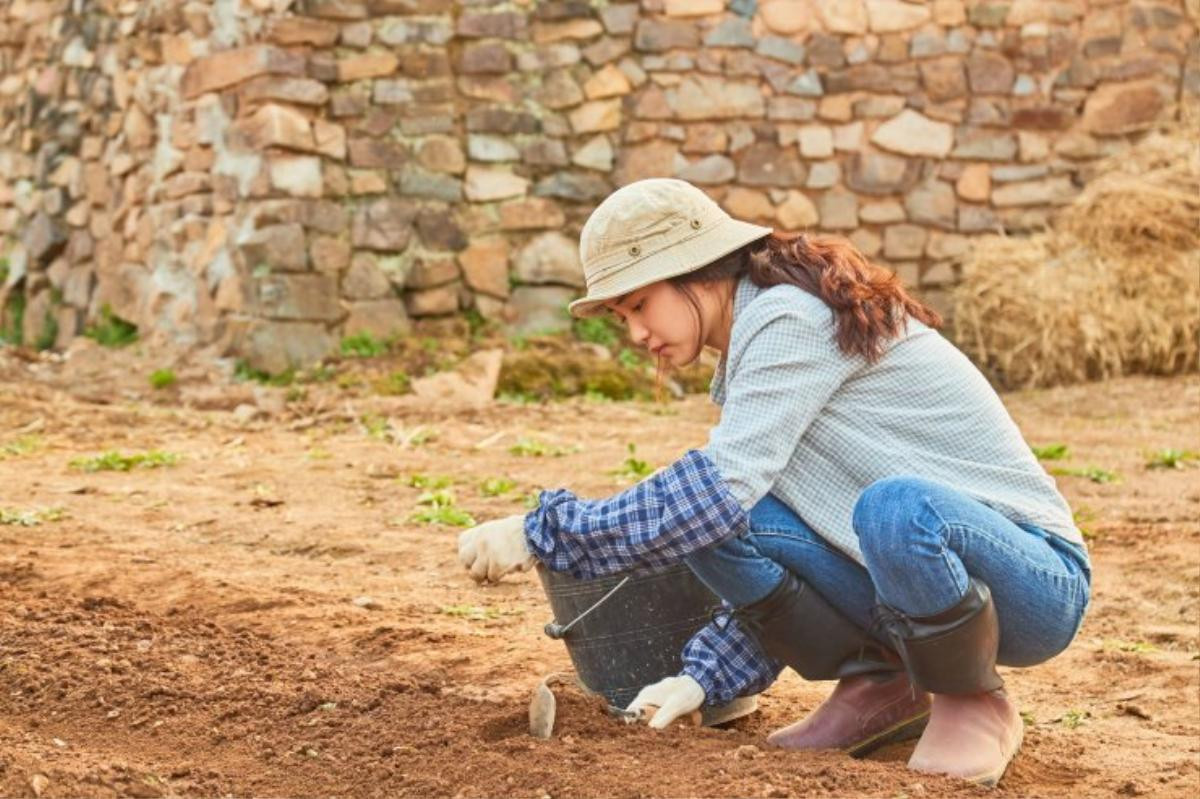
left=668, top=232, right=942, bottom=365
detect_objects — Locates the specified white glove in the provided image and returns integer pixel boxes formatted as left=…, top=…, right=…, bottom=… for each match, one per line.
left=624, top=674, right=705, bottom=729
left=457, top=514, right=536, bottom=584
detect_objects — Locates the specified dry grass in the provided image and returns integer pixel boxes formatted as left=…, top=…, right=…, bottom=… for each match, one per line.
left=955, top=126, right=1200, bottom=390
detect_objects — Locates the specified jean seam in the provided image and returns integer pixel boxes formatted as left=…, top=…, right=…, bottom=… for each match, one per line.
left=749, top=530, right=846, bottom=561
left=910, top=496, right=970, bottom=600
left=923, top=494, right=1086, bottom=585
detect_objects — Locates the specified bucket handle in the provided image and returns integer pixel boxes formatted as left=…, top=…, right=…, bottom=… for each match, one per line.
left=543, top=575, right=631, bottom=640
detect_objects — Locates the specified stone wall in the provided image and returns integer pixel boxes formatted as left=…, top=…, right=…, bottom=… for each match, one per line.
left=0, top=0, right=1195, bottom=371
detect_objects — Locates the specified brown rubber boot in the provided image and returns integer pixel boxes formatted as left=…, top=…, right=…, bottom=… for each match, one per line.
left=766, top=670, right=931, bottom=757
left=873, top=577, right=1022, bottom=787
left=907, top=688, right=1023, bottom=786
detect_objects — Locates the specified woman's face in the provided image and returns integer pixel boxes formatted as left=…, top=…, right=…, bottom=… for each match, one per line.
left=602, top=281, right=703, bottom=368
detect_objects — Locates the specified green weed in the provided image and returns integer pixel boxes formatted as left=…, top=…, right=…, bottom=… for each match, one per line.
left=84, top=304, right=138, bottom=348
left=0, top=435, right=41, bottom=460
left=440, top=604, right=522, bottom=621
left=1103, top=639, right=1157, bottom=654
left=0, top=507, right=66, bottom=526
left=0, top=287, right=25, bottom=346
left=1146, top=449, right=1199, bottom=470
left=1073, top=506, right=1099, bottom=540
left=1030, top=443, right=1070, bottom=460
left=1059, top=709, right=1089, bottom=729
left=340, top=332, right=388, bottom=358
left=360, top=414, right=389, bottom=440
left=234, top=360, right=295, bottom=387
left=410, top=489, right=476, bottom=527
left=69, top=450, right=179, bottom=472
left=480, top=477, right=517, bottom=497
left=610, top=443, right=654, bottom=482
left=617, top=347, right=646, bottom=370
left=374, top=370, right=411, bottom=396
left=149, top=369, right=176, bottom=389
left=573, top=316, right=621, bottom=348
left=407, top=473, right=453, bottom=489
left=509, top=437, right=576, bottom=457
left=1051, top=466, right=1118, bottom=484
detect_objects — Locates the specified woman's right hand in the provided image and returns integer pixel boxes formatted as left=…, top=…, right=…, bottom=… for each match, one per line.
left=623, top=674, right=705, bottom=729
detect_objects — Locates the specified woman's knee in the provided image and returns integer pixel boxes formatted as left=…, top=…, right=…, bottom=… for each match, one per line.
left=852, top=475, right=939, bottom=561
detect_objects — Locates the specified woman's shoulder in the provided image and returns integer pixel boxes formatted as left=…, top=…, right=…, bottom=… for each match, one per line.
left=734, top=282, right=831, bottom=337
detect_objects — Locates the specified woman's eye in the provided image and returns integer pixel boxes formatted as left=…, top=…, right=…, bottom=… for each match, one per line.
left=633, top=300, right=645, bottom=312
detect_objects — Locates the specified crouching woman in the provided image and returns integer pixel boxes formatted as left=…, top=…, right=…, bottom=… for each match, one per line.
left=456, top=179, right=1091, bottom=786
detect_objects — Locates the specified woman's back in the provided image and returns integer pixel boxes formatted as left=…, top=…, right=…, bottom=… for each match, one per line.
left=705, top=277, right=1082, bottom=564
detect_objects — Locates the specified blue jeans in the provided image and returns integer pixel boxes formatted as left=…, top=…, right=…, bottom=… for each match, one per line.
left=684, top=476, right=1092, bottom=667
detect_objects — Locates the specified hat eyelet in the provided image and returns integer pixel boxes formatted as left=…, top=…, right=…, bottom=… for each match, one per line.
left=690, top=218, right=702, bottom=230
left=629, top=244, right=641, bottom=256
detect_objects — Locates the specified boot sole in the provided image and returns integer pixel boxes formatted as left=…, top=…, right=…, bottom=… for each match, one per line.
left=845, top=709, right=931, bottom=759
left=965, top=716, right=1024, bottom=788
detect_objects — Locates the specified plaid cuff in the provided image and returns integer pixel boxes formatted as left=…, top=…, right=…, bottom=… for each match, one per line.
left=680, top=608, right=782, bottom=707
left=523, top=448, right=749, bottom=581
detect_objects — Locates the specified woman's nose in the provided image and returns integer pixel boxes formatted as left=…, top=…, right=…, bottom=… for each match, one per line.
left=627, top=319, right=649, bottom=345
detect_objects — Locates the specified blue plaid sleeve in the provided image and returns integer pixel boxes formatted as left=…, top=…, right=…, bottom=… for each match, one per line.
left=523, top=448, right=749, bottom=580
left=680, top=604, right=783, bottom=706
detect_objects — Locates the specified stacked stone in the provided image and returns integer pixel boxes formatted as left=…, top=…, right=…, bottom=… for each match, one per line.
left=0, top=0, right=1194, bottom=370
left=0, top=0, right=159, bottom=351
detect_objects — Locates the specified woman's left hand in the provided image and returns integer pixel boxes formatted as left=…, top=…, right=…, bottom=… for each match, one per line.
left=457, top=514, right=536, bottom=584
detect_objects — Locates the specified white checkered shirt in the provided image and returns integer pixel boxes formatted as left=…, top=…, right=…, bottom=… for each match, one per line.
left=703, top=275, right=1085, bottom=565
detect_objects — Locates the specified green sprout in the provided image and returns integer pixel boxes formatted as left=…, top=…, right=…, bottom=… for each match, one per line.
left=234, top=360, right=295, bottom=387
left=1030, top=443, right=1069, bottom=460
left=509, top=437, right=576, bottom=457
left=1103, top=639, right=1157, bottom=654
left=83, top=304, right=138, bottom=348
left=1145, top=449, right=1199, bottom=470
left=610, top=443, right=654, bottom=482
left=1050, top=466, right=1118, bottom=484
left=374, top=370, right=411, bottom=395
left=408, top=473, right=453, bottom=489
left=149, top=369, right=176, bottom=389
left=0, top=507, right=66, bottom=526
left=409, top=489, right=476, bottom=527
left=360, top=413, right=389, bottom=440
left=69, top=450, right=179, bottom=472
left=0, top=435, right=41, bottom=460
left=340, top=332, right=388, bottom=358
left=440, top=604, right=501, bottom=621
left=573, top=316, right=621, bottom=348
left=480, top=477, right=517, bottom=497
left=1059, top=709, right=1089, bottom=729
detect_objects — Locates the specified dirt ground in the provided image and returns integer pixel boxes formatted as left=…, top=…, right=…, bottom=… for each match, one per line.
left=1, top=344, right=1197, bottom=799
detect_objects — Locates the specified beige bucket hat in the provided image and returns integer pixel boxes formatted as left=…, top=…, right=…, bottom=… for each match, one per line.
left=568, top=178, right=773, bottom=318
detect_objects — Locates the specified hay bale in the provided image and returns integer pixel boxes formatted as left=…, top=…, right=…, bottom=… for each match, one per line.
left=955, top=126, right=1200, bottom=390
left=1059, top=129, right=1200, bottom=256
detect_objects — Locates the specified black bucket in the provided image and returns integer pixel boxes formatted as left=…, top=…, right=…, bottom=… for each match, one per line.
left=536, top=561, right=758, bottom=726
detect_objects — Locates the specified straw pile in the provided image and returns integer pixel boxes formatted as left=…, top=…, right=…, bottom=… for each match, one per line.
left=954, top=127, right=1200, bottom=389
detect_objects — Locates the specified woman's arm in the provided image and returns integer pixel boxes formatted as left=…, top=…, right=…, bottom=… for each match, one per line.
left=524, top=448, right=748, bottom=580
left=524, top=297, right=858, bottom=580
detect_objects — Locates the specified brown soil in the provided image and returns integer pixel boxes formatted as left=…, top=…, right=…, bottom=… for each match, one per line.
left=1, top=346, right=1197, bottom=798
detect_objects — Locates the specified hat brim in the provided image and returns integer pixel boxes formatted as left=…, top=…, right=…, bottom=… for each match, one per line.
left=567, top=218, right=773, bottom=318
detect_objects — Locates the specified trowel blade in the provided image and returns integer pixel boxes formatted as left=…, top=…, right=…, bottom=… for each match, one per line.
left=528, top=679, right=557, bottom=739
